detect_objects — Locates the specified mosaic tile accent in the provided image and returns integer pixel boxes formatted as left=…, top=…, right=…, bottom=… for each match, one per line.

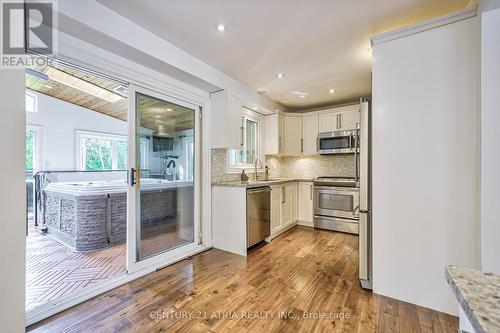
left=211, top=148, right=356, bottom=181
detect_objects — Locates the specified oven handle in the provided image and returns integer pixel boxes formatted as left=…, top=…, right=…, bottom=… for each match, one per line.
left=313, top=186, right=359, bottom=193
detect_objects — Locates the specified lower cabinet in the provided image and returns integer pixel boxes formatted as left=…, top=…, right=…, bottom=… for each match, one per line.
left=270, top=182, right=298, bottom=236
left=297, top=182, right=314, bottom=225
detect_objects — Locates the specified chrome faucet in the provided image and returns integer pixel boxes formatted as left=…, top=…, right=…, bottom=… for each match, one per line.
left=254, top=158, right=263, bottom=180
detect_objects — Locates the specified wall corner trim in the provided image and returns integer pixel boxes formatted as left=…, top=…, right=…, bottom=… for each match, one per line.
left=370, top=6, right=477, bottom=46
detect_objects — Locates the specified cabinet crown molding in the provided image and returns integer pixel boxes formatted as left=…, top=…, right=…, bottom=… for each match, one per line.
left=370, top=6, right=477, bottom=47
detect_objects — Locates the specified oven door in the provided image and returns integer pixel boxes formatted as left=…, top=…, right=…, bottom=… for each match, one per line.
left=314, top=186, right=359, bottom=220
left=318, top=132, right=356, bottom=154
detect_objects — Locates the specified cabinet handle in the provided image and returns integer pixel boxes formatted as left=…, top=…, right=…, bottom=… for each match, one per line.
left=282, top=187, right=286, bottom=203
left=240, top=126, right=244, bottom=146
left=310, top=185, right=313, bottom=200
left=316, top=137, right=319, bottom=151
left=301, top=138, right=303, bottom=153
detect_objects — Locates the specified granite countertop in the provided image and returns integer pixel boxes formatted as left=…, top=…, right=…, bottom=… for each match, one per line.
left=446, top=265, right=500, bottom=333
left=212, top=178, right=314, bottom=188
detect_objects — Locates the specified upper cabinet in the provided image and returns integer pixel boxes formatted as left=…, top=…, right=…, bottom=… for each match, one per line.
left=263, top=104, right=361, bottom=156
left=318, top=106, right=360, bottom=132
left=338, top=110, right=360, bottom=130
left=211, top=90, right=242, bottom=149
left=318, top=113, right=338, bottom=133
left=302, top=114, right=319, bottom=155
left=283, top=115, right=303, bottom=155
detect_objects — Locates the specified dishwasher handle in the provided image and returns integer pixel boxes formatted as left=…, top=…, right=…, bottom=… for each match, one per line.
left=247, top=187, right=271, bottom=194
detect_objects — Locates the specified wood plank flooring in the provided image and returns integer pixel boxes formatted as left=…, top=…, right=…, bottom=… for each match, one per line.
left=27, top=226, right=458, bottom=333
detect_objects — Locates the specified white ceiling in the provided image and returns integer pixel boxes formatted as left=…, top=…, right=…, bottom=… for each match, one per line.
left=98, top=0, right=471, bottom=111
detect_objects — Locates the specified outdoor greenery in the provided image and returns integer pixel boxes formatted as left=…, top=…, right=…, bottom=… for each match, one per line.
left=82, top=138, right=128, bottom=171
left=26, top=131, right=34, bottom=172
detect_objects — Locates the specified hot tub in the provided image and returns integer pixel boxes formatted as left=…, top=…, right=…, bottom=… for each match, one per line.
left=42, top=178, right=193, bottom=252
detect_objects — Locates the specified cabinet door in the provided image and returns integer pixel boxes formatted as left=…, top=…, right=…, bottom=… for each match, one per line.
left=270, top=186, right=282, bottom=234
left=289, top=183, right=298, bottom=224
left=284, top=116, right=303, bottom=155
left=210, top=90, right=242, bottom=148
left=298, top=182, right=313, bottom=223
left=302, top=115, right=319, bottom=155
left=339, top=110, right=360, bottom=130
left=318, top=112, right=338, bottom=133
left=281, top=186, right=291, bottom=226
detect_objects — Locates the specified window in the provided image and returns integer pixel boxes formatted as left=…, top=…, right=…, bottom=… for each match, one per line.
left=77, top=131, right=149, bottom=171
left=25, top=91, right=38, bottom=113
left=26, top=125, right=43, bottom=175
left=228, top=113, right=260, bottom=169
left=77, top=131, right=128, bottom=171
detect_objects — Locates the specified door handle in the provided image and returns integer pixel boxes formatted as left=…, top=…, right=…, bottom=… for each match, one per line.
left=130, top=168, right=136, bottom=186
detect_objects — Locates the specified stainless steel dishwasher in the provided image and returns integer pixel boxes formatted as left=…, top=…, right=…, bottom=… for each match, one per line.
left=247, top=187, right=271, bottom=248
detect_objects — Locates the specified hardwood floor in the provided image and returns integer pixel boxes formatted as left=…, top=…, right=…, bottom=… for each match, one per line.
left=28, top=226, right=458, bottom=333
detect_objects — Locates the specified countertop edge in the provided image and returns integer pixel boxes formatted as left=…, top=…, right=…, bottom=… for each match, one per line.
left=212, top=179, right=314, bottom=188
left=445, top=266, right=487, bottom=333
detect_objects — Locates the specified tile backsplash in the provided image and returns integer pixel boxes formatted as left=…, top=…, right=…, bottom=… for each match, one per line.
left=211, top=148, right=355, bottom=181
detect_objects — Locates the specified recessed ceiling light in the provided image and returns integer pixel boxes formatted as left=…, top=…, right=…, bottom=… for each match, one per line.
left=166, top=108, right=173, bottom=112
left=292, top=91, right=309, bottom=99
left=276, top=73, right=285, bottom=79
left=257, top=89, right=266, bottom=95
left=329, top=89, right=335, bottom=94
left=252, top=106, right=259, bottom=111
left=216, top=23, right=226, bottom=32
left=44, top=84, right=53, bottom=89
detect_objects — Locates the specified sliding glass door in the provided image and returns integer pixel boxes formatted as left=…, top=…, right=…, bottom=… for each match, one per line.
left=127, top=85, right=200, bottom=272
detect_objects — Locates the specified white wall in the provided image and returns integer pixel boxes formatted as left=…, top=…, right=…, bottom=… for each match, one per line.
left=480, top=6, right=500, bottom=274
left=0, top=70, right=26, bottom=332
left=371, top=17, right=479, bottom=315
left=27, top=91, right=127, bottom=170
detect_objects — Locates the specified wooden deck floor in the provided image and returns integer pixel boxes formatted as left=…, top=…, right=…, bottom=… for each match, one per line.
left=26, top=227, right=126, bottom=311
left=27, top=226, right=458, bottom=333
left=26, top=219, right=192, bottom=311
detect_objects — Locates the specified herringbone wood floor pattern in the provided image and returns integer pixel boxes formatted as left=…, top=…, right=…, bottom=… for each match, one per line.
left=26, top=219, right=193, bottom=311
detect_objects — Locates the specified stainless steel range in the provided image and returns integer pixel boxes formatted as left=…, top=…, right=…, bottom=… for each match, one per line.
left=313, top=176, right=359, bottom=234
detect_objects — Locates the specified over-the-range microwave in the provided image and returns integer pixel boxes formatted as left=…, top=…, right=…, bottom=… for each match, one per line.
left=318, top=129, right=358, bottom=155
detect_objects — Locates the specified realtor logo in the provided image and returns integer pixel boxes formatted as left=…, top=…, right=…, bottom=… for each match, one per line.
left=1, top=0, right=57, bottom=68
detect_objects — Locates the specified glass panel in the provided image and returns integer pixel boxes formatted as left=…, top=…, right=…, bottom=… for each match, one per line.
left=245, top=118, right=257, bottom=164
left=116, top=141, right=128, bottom=170
left=318, top=193, right=353, bottom=212
left=82, top=138, right=112, bottom=170
left=136, top=92, right=195, bottom=260
left=320, top=136, right=350, bottom=150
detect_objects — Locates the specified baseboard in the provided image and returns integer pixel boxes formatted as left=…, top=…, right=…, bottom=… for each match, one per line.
left=296, top=220, right=314, bottom=228
left=266, top=222, right=297, bottom=242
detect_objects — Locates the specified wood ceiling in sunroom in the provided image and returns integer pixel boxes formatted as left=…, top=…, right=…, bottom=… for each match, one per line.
left=25, top=64, right=194, bottom=133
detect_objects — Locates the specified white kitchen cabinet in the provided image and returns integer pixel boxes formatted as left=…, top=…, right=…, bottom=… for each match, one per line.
left=264, top=112, right=284, bottom=155
left=210, top=90, right=242, bottom=148
left=297, top=182, right=314, bottom=225
left=302, top=115, right=319, bottom=155
left=338, top=109, right=360, bottom=130
left=284, top=116, right=303, bottom=155
left=270, top=185, right=282, bottom=234
left=318, top=113, right=338, bottom=133
left=282, top=182, right=297, bottom=227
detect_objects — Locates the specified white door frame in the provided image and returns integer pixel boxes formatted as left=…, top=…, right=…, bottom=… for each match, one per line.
left=25, top=40, right=213, bottom=324
left=126, top=84, right=203, bottom=273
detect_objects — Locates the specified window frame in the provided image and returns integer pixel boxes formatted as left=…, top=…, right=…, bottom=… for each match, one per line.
left=76, top=130, right=129, bottom=171
left=25, top=90, right=39, bottom=113
left=227, top=109, right=263, bottom=172
left=26, top=125, right=43, bottom=174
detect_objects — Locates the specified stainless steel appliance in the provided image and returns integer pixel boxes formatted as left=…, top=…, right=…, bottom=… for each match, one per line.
left=247, top=187, right=271, bottom=247
left=318, top=129, right=358, bottom=155
left=358, top=97, right=372, bottom=290
left=313, top=177, right=359, bottom=234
